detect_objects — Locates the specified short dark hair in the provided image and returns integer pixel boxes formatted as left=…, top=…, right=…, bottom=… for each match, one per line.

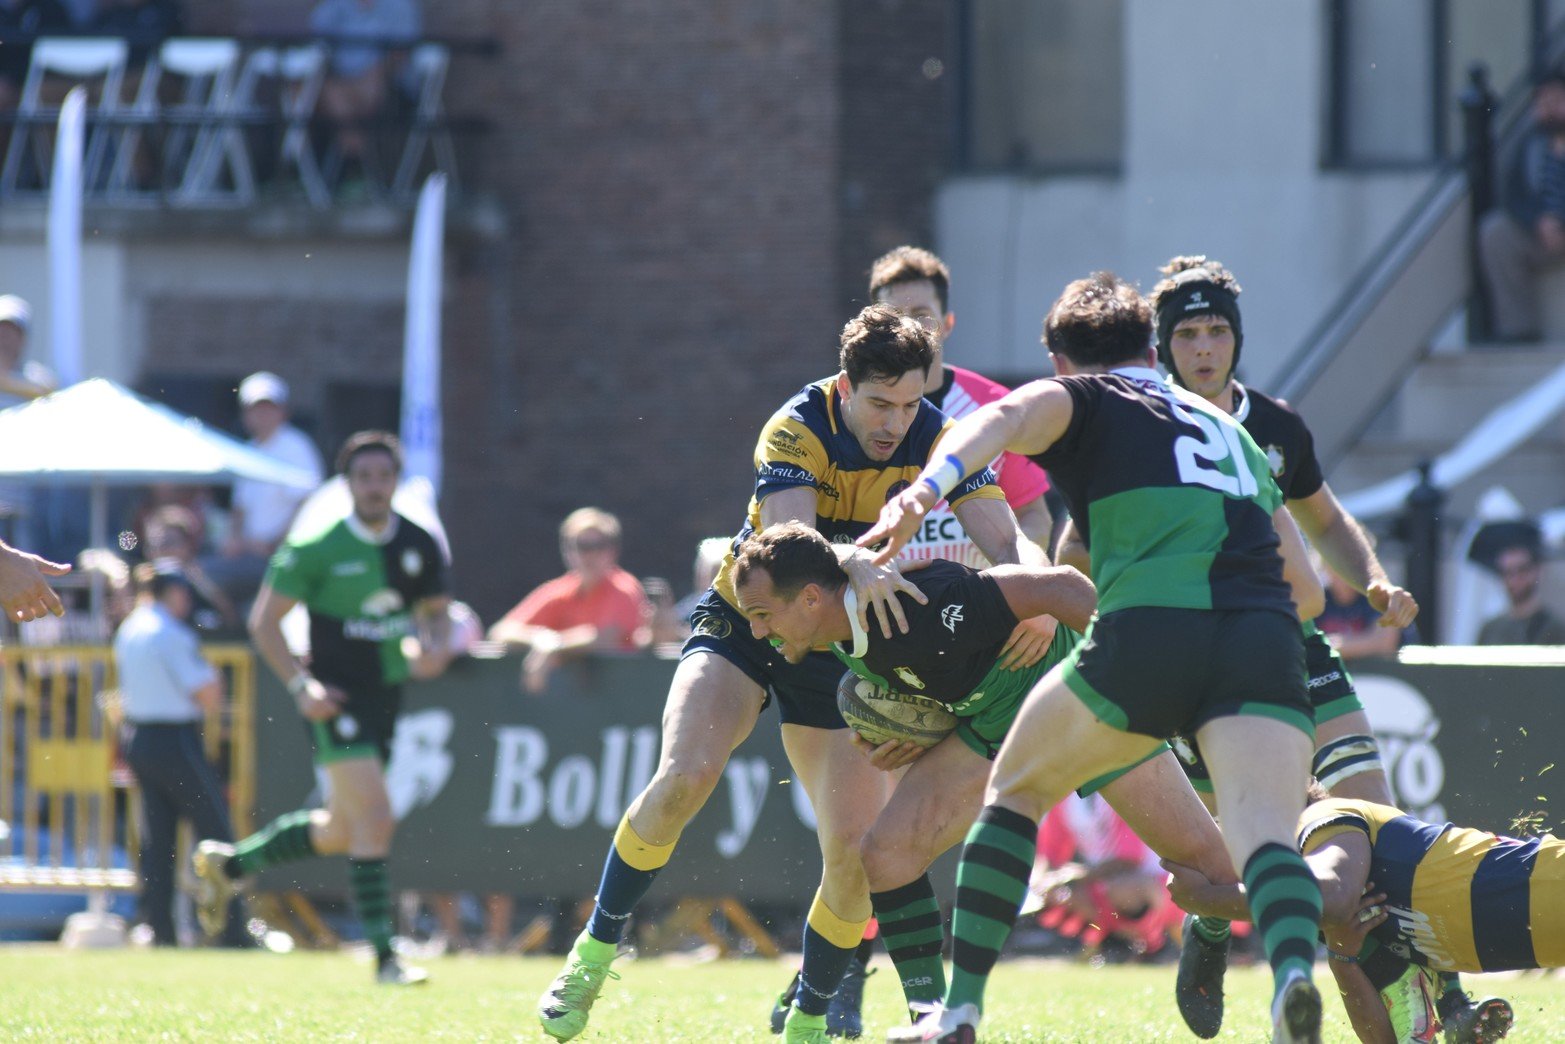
left=869, top=246, right=951, bottom=314
left=336, top=430, right=404, bottom=476
left=733, top=522, right=848, bottom=600
left=839, top=303, right=935, bottom=387
left=134, top=560, right=193, bottom=601
left=1042, top=271, right=1153, bottom=369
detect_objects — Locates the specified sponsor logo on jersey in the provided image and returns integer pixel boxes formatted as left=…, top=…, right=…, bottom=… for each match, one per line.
left=941, top=603, right=964, bottom=633
left=885, top=480, right=910, bottom=502
left=1265, top=443, right=1286, bottom=477
left=344, top=615, right=412, bottom=642
left=816, top=480, right=840, bottom=501
left=361, top=588, right=405, bottom=616
left=331, top=560, right=369, bottom=577
left=894, top=667, right=925, bottom=690
left=759, top=463, right=817, bottom=485
left=692, top=614, right=732, bottom=641
left=402, top=548, right=423, bottom=577
left=1306, top=669, right=1343, bottom=689
left=767, top=428, right=809, bottom=459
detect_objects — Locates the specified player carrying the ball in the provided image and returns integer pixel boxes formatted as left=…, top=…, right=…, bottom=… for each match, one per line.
left=733, top=520, right=1255, bottom=1030
left=539, top=304, right=1050, bottom=1044
left=861, top=272, right=1329, bottom=1044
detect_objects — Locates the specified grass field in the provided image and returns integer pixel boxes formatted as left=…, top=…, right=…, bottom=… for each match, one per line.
left=0, top=947, right=1560, bottom=1042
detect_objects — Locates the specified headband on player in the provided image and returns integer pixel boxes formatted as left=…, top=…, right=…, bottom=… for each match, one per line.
left=1154, top=275, right=1243, bottom=384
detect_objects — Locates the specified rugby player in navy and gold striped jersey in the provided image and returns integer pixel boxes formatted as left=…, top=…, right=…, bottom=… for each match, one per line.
left=1166, top=781, right=1548, bottom=1043
left=539, top=305, right=1048, bottom=1044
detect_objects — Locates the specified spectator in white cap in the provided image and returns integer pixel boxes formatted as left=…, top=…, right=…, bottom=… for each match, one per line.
left=215, top=373, right=324, bottom=600
left=0, top=295, right=56, bottom=409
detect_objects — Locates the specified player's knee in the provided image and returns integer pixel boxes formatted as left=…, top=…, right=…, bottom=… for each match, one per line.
left=646, top=760, right=724, bottom=819
left=348, top=803, right=395, bottom=852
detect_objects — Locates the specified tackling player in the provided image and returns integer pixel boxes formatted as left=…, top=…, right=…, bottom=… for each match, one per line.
left=733, top=521, right=1249, bottom=1026
left=1165, top=780, right=1551, bottom=1043
left=1142, top=256, right=1502, bottom=1044
left=863, top=272, right=1328, bottom=1044
left=764, top=244, right=1062, bottom=1037
left=192, top=431, right=452, bottom=986
left=537, top=305, right=1047, bottom=1044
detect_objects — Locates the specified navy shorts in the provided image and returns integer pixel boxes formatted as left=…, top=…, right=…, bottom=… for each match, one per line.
left=682, top=588, right=846, bottom=729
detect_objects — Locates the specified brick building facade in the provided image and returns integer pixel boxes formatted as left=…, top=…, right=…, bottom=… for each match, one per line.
left=132, top=1, right=951, bottom=620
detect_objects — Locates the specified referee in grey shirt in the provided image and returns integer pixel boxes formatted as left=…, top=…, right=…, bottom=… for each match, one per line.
left=114, top=562, right=245, bottom=946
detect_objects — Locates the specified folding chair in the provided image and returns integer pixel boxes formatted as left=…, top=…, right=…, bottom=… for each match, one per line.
left=391, top=43, right=457, bottom=201
left=248, top=44, right=330, bottom=208
left=153, top=38, right=253, bottom=205
left=0, top=37, right=128, bottom=197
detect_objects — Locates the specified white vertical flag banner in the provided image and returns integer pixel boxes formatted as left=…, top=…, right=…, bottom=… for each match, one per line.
left=49, top=87, right=85, bottom=386
left=401, top=172, right=447, bottom=495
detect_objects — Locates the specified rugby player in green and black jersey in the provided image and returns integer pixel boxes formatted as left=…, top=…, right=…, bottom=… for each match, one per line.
left=733, top=522, right=1247, bottom=1027
left=864, top=271, right=1329, bottom=1044
left=193, top=431, right=452, bottom=986
left=1146, top=257, right=1508, bottom=1044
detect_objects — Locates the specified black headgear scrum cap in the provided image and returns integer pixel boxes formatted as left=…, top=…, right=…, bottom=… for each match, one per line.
left=1154, top=268, right=1243, bottom=387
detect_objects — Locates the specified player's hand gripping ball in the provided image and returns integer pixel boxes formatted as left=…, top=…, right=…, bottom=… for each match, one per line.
left=836, top=672, right=957, bottom=748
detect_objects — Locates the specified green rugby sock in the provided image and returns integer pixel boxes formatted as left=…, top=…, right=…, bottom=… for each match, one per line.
left=349, top=857, right=395, bottom=962
left=1243, top=842, right=1321, bottom=996
left=229, top=809, right=316, bottom=877
left=873, top=875, right=946, bottom=1010
left=1193, top=915, right=1231, bottom=946
left=948, top=805, right=1037, bottom=1014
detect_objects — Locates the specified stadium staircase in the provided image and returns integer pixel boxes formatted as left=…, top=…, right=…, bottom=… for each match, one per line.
left=1275, top=59, right=1565, bottom=525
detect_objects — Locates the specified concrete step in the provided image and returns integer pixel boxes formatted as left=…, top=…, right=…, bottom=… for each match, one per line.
left=1331, top=441, right=1565, bottom=520
left=1391, top=346, right=1565, bottom=442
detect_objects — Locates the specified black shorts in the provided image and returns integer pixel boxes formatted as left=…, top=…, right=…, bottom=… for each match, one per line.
left=1176, top=626, right=1362, bottom=791
left=1062, top=606, right=1312, bottom=740
left=681, top=588, right=846, bottom=729
left=306, top=682, right=401, bottom=765
left=1303, top=627, right=1362, bottom=722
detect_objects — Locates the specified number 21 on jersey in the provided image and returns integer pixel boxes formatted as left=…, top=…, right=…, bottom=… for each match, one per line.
left=1171, top=406, right=1258, bottom=497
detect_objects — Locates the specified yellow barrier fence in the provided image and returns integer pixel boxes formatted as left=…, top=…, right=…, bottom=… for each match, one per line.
left=0, top=643, right=255, bottom=895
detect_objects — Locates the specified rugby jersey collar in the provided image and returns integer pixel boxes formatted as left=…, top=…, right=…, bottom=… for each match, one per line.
left=1112, top=365, right=1164, bottom=383
left=837, top=587, right=870, bottom=658
left=1231, top=382, right=1252, bottom=422
left=346, top=511, right=400, bottom=546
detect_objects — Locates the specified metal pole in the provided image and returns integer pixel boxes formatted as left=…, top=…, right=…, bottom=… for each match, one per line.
left=89, top=478, right=105, bottom=622
left=1461, top=63, right=1497, bottom=343
left=1403, top=461, right=1444, bottom=644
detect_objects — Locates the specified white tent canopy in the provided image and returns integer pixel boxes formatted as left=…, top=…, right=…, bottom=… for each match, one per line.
left=0, top=378, right=318, bottom=489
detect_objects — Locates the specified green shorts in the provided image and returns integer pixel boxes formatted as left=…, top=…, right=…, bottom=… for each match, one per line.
left=1063, top=606, right=1313, bottom=741
left=951, top=646, right=1165, bottom=798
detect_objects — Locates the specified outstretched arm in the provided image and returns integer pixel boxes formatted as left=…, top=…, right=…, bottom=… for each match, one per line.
left=0, top=540, right=70, bottom=623
left=862, top=382, right=1074, bottom=563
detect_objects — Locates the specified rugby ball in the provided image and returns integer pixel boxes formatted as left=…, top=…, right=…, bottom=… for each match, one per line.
left=836, top=672, right=958, bottom=748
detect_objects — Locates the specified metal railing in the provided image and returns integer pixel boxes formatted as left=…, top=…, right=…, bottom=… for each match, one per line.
left=0, top=643, right=255, bottom=896
left=0, top=33, right=494, bottom=208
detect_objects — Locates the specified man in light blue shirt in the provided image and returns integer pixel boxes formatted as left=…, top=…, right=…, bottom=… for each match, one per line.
left=114, top=563, right=245, bottom=946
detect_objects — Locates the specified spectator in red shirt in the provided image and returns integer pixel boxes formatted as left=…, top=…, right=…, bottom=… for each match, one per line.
left=488, top=507, right=652, bottom=693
